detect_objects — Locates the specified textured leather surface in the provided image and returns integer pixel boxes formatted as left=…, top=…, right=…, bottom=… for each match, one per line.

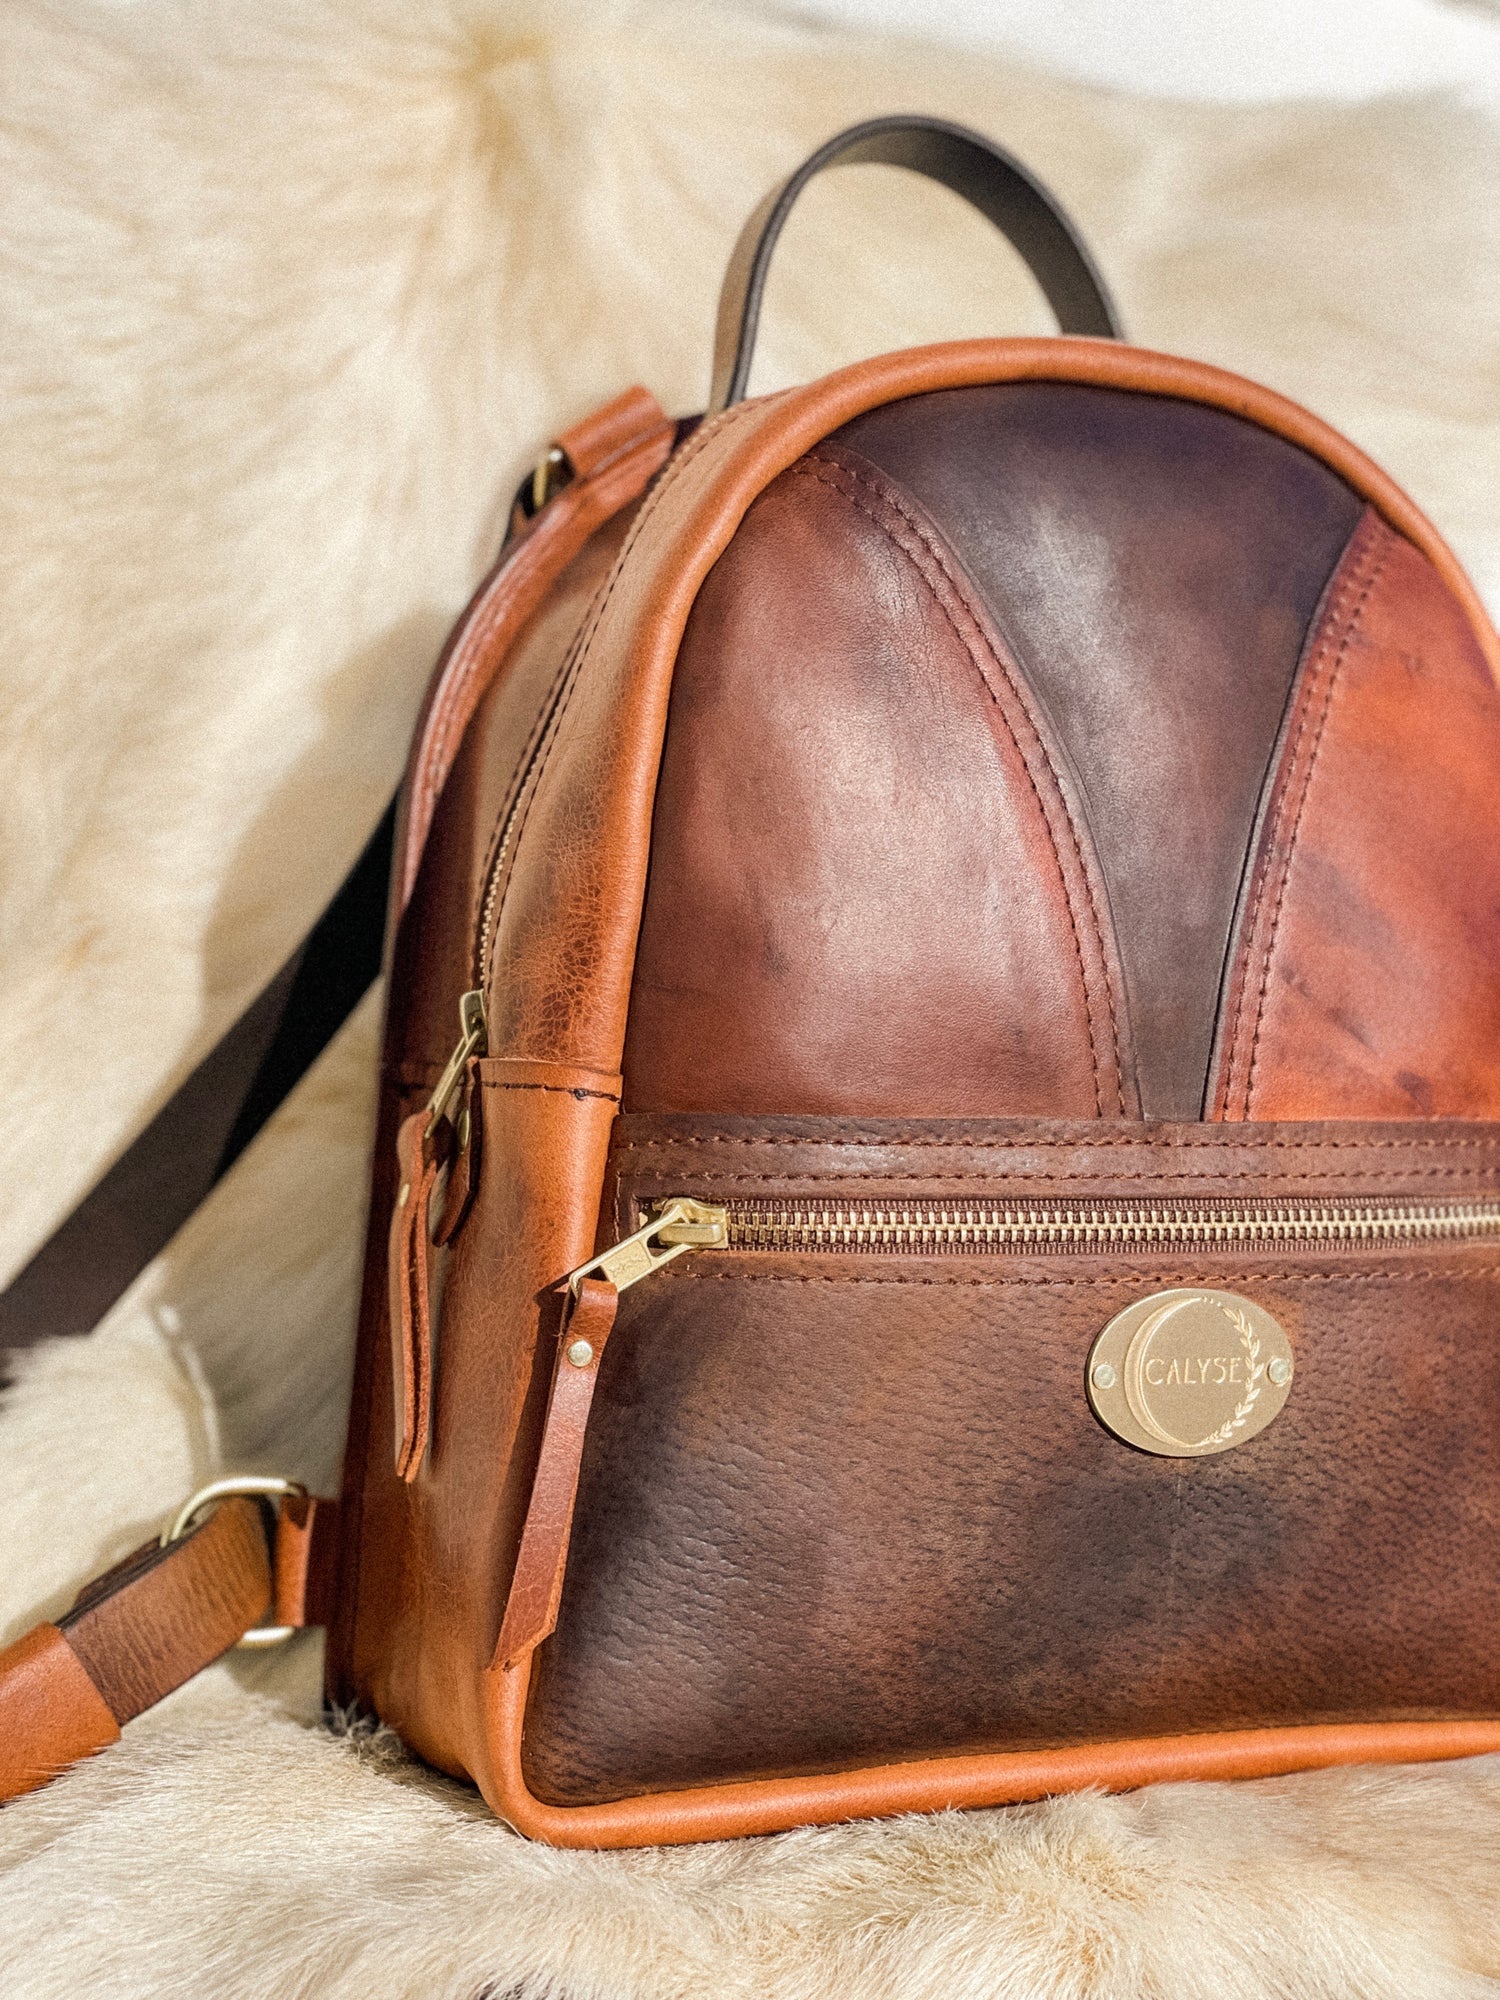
left=388, top=504, right=642, bottom=1072
left=624, top=440, right=1132, bottom=1117
left=0, top=1493, right=292, bottom=1802
left=61, top=1496, right=275, bottom=1720
left=341, top=1059, right=622, bottom=1783
left=1211, top=512, right=1500, bottom=1119
left=0, top=1625, right=120, bottom=1803
left=524, top=1116, right=1500, bottom=1806
left=835, top=384, right=1365, bottom=1118
left=398, top=387, right=674, bottom=908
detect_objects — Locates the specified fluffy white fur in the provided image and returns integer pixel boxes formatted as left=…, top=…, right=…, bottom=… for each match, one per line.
left=1, top=3, right=1498, bottom=1994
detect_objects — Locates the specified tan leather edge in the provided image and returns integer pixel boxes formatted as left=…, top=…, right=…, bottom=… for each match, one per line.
left=396, top=397, right=675, bottom=911
left=481, top=1656, right=1500, bottom=1847
left=1, top=1490, right=340, bottom=1806
left=466, top=336, right=1500, bottom=1828
left=273, top=1494, right=341, bottom=1630
left=390, top=1111, right=452, bottom=1480
left=0, top=1624, right=121, bottom=1804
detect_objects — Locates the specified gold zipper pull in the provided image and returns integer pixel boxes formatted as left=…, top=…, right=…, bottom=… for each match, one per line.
left=425, top=988, right=488, bottom=1140
left=566, top=1198, right=728, bottom=1298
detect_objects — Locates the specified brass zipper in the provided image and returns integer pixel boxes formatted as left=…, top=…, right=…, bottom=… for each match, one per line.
left=474, top=782, right=528, bottom=994
left=432, top=648, right=586, bottom=1103
left=691, top=1195, right=1500, bottom=1255
left=473, top=634, right=587, bottom=991
left=567, top=1194, right=1500, bottom=1294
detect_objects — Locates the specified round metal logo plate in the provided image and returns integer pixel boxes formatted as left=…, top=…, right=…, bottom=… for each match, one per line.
left=1086, top=1288, right=1294, bottom=1457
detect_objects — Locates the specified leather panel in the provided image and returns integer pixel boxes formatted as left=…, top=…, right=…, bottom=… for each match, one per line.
left=523, top=1116, right=1500, bottom=1805
left=1212, top=514, right=1500, bottom=1119
left=836, top=383, right=1364, bottom=1117
left=624, top=444, right=1132, bottom=1117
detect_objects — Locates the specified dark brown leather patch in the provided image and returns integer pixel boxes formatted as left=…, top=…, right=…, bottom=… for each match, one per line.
left=522, top=1116, right=1500, bottom=1806
left=834, top=383, right=1364, bottom=1118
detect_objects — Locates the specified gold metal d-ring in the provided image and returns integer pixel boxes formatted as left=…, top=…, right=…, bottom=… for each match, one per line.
left=160, top=1475, right=306, bottom=1649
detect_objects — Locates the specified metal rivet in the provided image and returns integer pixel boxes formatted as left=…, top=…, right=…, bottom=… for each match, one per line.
left=1092, top=1362, right=1117, bottom=1390
left=566, top=1339, right=595, bottom=1369
left=396, top=1182, right=411, bottom=1207
left=1268, top=1357, right=1293, bottom=1387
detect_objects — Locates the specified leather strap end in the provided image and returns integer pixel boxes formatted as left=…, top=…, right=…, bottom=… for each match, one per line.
left=0, top=1624, right=120, bottom=1804
left=493, top=1278, right=619, bottom=1673
left=389, top=1111, right=449, bottom=1481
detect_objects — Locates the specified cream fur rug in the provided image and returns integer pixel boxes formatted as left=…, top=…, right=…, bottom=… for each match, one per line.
left=2, top=3, right=1499, bottom=1994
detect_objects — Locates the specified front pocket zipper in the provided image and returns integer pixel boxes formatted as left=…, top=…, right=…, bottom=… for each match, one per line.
left=567, top=1194, right=1500, bottom=1295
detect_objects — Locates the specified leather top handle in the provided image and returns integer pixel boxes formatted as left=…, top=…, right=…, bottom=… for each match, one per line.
left=708, top=114, right=1123, bottom=413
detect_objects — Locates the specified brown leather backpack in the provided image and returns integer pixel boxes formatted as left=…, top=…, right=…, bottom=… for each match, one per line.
left=5, top=117, right=1500, bottom=1848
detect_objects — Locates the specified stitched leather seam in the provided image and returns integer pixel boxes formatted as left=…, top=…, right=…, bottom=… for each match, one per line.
left=420, top=426, right=675, bottom=843
left=470, top=594, right=601, bottom=963
left=1215, top=519, right=1379, bottom=1112
left=824, top=444, right=1131, bottom=1114
left=481, top=1081, right=620, bottom=1101
left=482, top=398, right=774, bottom=989
left=1222, top=514, right=1388, bottom=1116
left=1241, top=524, right=1389, bottom=1113
left=614, top=1132, right=1500, bottom=1152
left=794, top=450, right=1124, bottom=1115
left=661, top=1265, right=1500, bottom=1288
left=346, top=400, right=781, bottom=1656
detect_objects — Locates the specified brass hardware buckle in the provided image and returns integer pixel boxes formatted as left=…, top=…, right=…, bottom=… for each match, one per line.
left=160, top=1475, right=306, bottom=1649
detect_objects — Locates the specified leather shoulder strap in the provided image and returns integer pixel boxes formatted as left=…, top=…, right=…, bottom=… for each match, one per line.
left=0, top=803, right=397, bottom=1357
left=0, top=1491, right=338, bottom=1802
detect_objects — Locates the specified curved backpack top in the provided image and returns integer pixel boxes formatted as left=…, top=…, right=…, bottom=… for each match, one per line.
left=4, top=118, right=1500, bottom=1847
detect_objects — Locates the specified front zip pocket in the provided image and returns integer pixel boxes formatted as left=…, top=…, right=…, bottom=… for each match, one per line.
left=524, top=1114, right=1500, bottom=1809
left=575, top=1191, right=1500, bottom=1292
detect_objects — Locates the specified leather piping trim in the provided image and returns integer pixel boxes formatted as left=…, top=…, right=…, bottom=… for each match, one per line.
left=484, top=1655, right=1500, bottom=1847
left=666, top=339, right=1498, bottom=685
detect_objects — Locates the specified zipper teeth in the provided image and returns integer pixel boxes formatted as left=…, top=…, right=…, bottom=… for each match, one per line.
left=474, top=786, right=527, bottom=988
left=474, top=665, right=575, bottom=986
left=714, top=1198, right=1500, bottom=1255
